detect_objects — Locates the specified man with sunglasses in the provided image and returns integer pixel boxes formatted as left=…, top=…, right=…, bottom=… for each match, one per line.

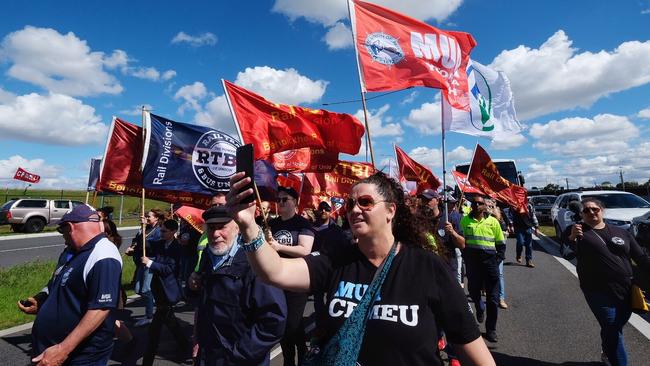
left=460, top=195, right=506, bottom=343
left=267, top=186, right=315, bottom=366
left=29, top=205, right=122, bottom=366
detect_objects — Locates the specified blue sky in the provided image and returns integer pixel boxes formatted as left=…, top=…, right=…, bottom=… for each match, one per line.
left=1, top=0, right=649, bottom=191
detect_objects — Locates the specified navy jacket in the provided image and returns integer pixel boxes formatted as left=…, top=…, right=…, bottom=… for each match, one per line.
left=149, top=238, right=183, bottom=305
left=196, top=245, right=287, bottom=366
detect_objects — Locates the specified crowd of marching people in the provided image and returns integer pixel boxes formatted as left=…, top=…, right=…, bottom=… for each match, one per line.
left=16, top=171, right=650, bottom=366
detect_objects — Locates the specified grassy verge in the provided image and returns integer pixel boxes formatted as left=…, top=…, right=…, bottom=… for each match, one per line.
left=0, top=255, right=136, bottom=330
left=537, top=225, right=556, bottom=239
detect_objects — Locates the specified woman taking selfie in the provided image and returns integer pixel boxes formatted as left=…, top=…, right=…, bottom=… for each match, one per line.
left=227, top=171, right=495, bottom=366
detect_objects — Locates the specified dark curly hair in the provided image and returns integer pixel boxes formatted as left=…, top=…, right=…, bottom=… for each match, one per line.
left=352, top=172, right=431, bottom=250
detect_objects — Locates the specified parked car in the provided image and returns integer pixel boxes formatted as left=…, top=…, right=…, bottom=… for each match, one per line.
left=551, top=191, right=650, bottom=252
left=0, top=198, right=86, bottom=233
left=630, top=211, right=650, bottom=250
left=529, top=195, right=557, bottom=223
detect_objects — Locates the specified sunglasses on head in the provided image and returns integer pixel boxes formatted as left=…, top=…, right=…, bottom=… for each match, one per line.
left=582, top=207, right=601, bottom=214
left=345, top=195, right=387, bottom=212
left=277, top=197, right=294, bottom=203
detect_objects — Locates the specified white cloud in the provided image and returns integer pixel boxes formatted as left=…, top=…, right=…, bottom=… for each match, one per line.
left=400, top=91, right=419, bottom=105
left=0, top=88, right=16, bottom=103
left=272, top=0, right=462, bottom=26
left=0, top=155, right=60, bottom=179
left=118, top=104, right=154, bottom=117
left=642, top=9, right=650, bottom=15
left=234, top=66, right=328, bottom=105
left=174, top=82, right=209, bottom=114
left=104, top=50, right=129, bottom=69
left=128, top=67, right=177, bottom=82
left=490, top=133, right=527, bottom=150
left=638, top=107, right=650, bottom=119
left=0, top=92, right=107, bottom=145
left=193, top=95, right=239, bottom=139
left=161, top=70, right=177, bottom=81
left=0, top=26, right=123, bottom=96
left=404, top=101, right=442, bottom=135
left=323, top=22, right=352, bottom=50
left=171, top=31, right=217, bottom=47
left=353, top=104, right=403, bottom=137
left=408, top=146, right=442, bottom=169
left=490, top=30, right=650, bottom=120
left=447, top=146, right=472, bottom=162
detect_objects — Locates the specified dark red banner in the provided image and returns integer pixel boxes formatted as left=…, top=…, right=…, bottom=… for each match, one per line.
left=467, top=144, right=528, bottom=214
left=350, top=0, right=476, bottom=109
left=175, top=205, right=205, bottom=234
left=222, top=80, right=365, bottom=160
left=98, top=117, right=213, bottom=209
left=13, top=167, right=40, bottom=183
left=451, top=170, right=484, bottom=195
left=395, top=145, right=441, bottom=193
left=300, top=161, right=375, bottom=210
left=271, top=147, right=338, bottom=173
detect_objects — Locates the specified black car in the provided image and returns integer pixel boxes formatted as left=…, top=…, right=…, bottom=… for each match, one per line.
left=529, top=195, right=557, bottom=223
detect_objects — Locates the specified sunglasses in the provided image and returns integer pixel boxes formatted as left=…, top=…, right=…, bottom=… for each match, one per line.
left=345, top=195, right=387, bottom=212
left=471, top=201, right=486, bottom=206
left=582, top=207, right=601, bottom=214
left=56, top=223, right=70, bottom=234
left=277, top=197, right=294, bottom=203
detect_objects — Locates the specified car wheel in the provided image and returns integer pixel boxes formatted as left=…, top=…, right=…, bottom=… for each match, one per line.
left=24, top=217, right=46, bottom=233
left=11, top=224, right=24, bottom=232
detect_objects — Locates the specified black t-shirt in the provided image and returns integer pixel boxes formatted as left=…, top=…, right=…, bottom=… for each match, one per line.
left=269, top=215, right=315, bottom=258
left=304, top=242, right=480, bottom=366
left=565, top=223, right=650, bottom=300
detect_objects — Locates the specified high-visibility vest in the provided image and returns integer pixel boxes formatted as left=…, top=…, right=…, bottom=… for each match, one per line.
left=460, top=215, right=505, bottom=252
left=194, top=232, right=209, bottom=272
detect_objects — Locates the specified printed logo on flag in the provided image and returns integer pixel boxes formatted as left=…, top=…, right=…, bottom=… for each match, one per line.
left=469, top=65, right=495, bottom=132
left=192, top=131, right=241, bottom=190
left=364, top=32, right=404, bottom=65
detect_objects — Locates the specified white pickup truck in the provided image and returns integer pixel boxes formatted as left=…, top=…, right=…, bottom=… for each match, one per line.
left=0, top=198, right=86, bottom=233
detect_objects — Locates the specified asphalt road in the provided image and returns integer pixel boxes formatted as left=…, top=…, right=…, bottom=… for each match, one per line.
left=0, top=228, right=139, bottom=268
left=1, top=235, right=649, bottom=365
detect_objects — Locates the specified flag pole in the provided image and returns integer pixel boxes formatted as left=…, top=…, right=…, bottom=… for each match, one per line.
left=221, top=79, right=268, bottom=228
left=441, top=97, right=449, bottom=223
left=348, top=0, right=376, bottom=168
left=141, top=105, right=147, bottom=258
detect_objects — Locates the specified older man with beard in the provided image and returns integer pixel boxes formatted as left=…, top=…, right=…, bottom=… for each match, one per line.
left=189, top=206, right=287, bottom=366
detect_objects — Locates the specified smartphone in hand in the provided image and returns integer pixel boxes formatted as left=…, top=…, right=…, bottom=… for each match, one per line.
left=235, top=144, right=255, bottom=204
left=20, top=299, right=34, bottom=307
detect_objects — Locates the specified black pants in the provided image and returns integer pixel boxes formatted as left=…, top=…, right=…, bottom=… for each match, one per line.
left=281, top=291, right=308, bottom=366
left=465, top=253, right=501, bottom=332
left=142, top=303, right=190, bottom=366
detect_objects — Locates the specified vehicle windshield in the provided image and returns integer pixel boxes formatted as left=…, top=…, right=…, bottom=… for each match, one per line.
left=1, top=200, right=16, bottom=210
left=531, top=196, right=556, bottom=205
left=583, top=194, right=650, bottom=209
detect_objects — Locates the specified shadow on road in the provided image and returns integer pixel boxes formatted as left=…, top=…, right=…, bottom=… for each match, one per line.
left=492, top=352, right=602, bottom=366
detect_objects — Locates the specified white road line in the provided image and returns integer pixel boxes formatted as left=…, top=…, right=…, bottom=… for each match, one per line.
left=270, top=345, right=282, bottom=360
left=0, top=226, right=139, bottom=241
left=534, top=233, right=650, bottom=341
left=0, top=244, right=63, bottom=253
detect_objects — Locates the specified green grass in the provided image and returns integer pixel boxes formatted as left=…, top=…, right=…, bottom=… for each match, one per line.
left=0, top=255, right=136, bottom=330
left=537, top=225, right=557, bottom=239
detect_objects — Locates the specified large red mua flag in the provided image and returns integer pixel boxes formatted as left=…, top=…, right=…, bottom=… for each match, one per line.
left=271, top=147, right=338, bottom=173
left=98, top=117, right=213, bottom=208
left=349, top=0, right=476, bottom=109
left=222, top=80, right=365, bottom=160
left=394, top=145, right=441, bottom=193
left=299, top=161, right=375, bottom=211
left=14, top=167, right=40, bottom=183
left=451, top=170, right=484, bottom=195
left=467, top=144, right=528, bottom=214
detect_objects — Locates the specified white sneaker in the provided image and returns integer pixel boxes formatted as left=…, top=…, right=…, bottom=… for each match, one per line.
left=134, top=318, right=152, bottom=327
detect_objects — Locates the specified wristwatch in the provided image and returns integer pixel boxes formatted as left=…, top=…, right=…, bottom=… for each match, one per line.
left=238, top=226, right=265, bottom=252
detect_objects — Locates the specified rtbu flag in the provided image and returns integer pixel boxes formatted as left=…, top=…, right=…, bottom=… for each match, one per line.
left=394, top=145, right=441, bottom=193
left=468, top=144, right=528, bottom=214
left=141, top=113, right=241, bottom=194
left=99, top=117, right=213, bottom=208
left=222, top=80, right=365, bottom=160
left=349, top=0, right=476, bottom=109
left=442, top=60, right=522, bottom=138
left=14, top=167, right=40, bottom=183
left=86, top=158, right=102, bottom=191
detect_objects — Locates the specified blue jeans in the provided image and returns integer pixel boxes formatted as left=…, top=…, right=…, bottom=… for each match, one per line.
left=583, top=291, right=632, bottom=366
left=515, top=228, right=533, bottom=261
left=134, top=266, right=155, bottom=319
left=498, top=261, right=505, bottom=300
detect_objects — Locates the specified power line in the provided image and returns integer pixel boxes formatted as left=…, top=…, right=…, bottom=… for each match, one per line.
left=321, top=89, right=410, bottom=106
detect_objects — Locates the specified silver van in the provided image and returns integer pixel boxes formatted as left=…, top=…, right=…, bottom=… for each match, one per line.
left=0, top=199, right=86, bottom=233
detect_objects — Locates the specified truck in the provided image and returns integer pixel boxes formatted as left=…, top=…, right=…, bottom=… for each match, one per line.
left=0, top=198, right=86, bottom=233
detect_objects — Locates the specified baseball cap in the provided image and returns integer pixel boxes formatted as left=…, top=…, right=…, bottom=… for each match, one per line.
left=58, top=205, right=101, bottom=224
left=278, top=186, right=299, bottom=200
left=317, top=201, right=332, bottom=212
left=202, top=206, right=233, bottom=224
left=418, top=189, right=439, bottom=201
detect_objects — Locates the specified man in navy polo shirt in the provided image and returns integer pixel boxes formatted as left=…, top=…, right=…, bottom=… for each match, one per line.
left=30, top=205, right=122, bottom=366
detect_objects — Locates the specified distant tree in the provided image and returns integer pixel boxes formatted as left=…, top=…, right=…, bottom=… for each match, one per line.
left=543, top=183, right=560, bottom=192
left=601, top=181, right=612, bottom=187
left=616, top=181, right=639, bottom=189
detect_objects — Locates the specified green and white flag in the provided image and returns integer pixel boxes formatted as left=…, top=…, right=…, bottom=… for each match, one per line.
left=442, top=60, right=522, bottom=138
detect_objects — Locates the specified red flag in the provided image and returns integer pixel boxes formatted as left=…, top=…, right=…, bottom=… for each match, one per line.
left=13, top=167, right=40, bottom=183
left=222, top=80, right=365, bottom=160
left=174, top=205, right=205, bottom=234
left=299, top=161, right=375, bottom=211
left=350, top=0, right=476, bottom=109
left=394, top=145, right=441, bottom=193
left=467, top=144, right=528, bottom=214
left=451, top=171, right=484, bottom=195
left=276, top=173, right=303, bottom=193
left=271, top=148, right=339, bottom=173
left=98, top=117, right=213, bottom=208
